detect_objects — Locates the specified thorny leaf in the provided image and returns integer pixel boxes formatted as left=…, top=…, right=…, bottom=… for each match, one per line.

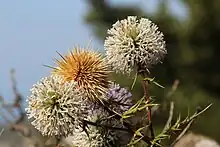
left=144, top=77, right=165, bottom=88
left=128, top=127, right=145, bottom=146
left=152, top=104, right=212, bottom=146
left=121, top=97, right=145, bottom=120
left=121, top=97, right=158, bottom=120
left=131, top=72, right=138, bottom=90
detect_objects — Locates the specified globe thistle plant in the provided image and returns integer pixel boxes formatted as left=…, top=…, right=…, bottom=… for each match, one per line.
left=24, top=15, right=212, bottom=147
left=104, top=16, right=167, bottom=74
left=52, top=47, right=111, bottom=102
left=26, top=75, right=90, bottom=137
left=106, top=82, right=132, bottom=114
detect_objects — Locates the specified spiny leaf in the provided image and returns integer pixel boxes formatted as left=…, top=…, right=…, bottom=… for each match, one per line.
left=135, top=127, right=145, bottom=137
left=122, top=97, right=159, bottom=120
left=137, top=103, right=159, bottom=111
left=155, top=104, right=212, bottom=145
left=190, top=103, right=212, bottom=119
left=144, top=77, right=155, bottom=82
left=121, top=97, right=145, bottom=119
left=128, top=127, right=145, bottom=146
left=131, top=72, right=138, bottom=90
left=128, top=137, right=143, bottom=146
left=144, top=77, right=165, bottom=88
left=152, top=81, right=165, bottom=88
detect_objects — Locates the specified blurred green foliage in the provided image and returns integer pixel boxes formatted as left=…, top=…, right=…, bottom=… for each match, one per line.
left=84, top=0, right=220, bottom=143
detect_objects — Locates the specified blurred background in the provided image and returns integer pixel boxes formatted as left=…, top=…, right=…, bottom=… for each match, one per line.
left=0, top=0, right=220, bottom=146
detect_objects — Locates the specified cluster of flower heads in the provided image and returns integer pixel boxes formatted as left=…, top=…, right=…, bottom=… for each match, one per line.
left=26, top=48, right=133, bottom=137
left=104, top=16, right=166, bottom=74
left=26, top=16, right=166, bottom=146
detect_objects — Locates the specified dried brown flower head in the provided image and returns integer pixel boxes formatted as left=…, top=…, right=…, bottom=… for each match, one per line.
left=52, top=47, right=110, bottom=102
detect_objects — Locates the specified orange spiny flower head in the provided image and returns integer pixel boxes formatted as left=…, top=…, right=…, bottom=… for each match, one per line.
left=52, top=47, right=110, bottom=102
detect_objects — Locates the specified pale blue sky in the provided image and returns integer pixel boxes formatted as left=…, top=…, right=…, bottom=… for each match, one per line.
left=0, top=0, right=187, bottom=101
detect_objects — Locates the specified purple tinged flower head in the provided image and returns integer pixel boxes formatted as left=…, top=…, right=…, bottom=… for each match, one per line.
left=106, top=82, right=132, bottom=114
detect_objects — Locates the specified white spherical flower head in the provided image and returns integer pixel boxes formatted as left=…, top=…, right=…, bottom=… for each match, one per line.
left=71, top=109, right=117, bottom=147
left=26, top=75, right=88, bottom=137
left=104, top=16, right=167, bottom=74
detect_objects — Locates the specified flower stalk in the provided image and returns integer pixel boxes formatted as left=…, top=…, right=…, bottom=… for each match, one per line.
left=140, top=70, right=155, bottom=140
left=82, top=119, right=131, bottom=132
left=142, top=78, right=155, bottom=139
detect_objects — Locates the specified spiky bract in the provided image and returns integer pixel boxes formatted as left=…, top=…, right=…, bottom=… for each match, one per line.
left=53, top=48, right=110, bottom=102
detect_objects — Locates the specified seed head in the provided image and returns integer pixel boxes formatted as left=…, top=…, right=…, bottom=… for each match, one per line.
left=52, top=48, right=110, bottom=102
